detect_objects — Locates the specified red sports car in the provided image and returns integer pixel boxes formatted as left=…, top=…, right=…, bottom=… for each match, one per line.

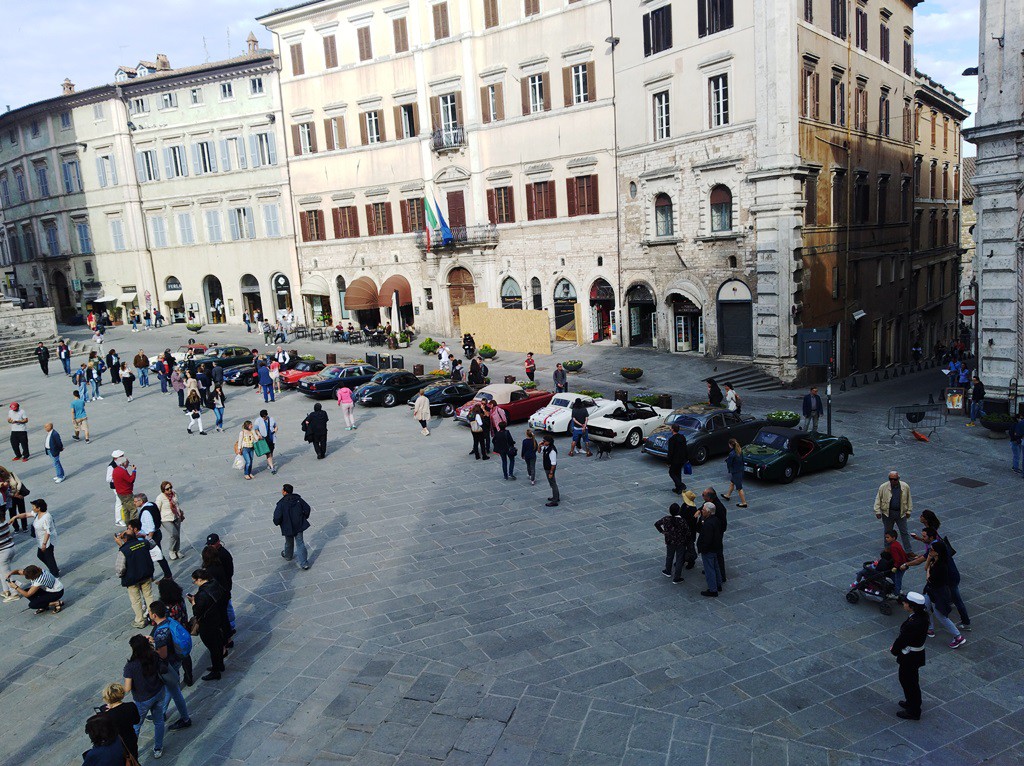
left=453, top=383, right=554, bottom=424
left=279, top=360, right=326, bottom=388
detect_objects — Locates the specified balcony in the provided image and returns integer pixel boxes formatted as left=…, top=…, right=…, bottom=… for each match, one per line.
left=415, top=224, right=498, bottom=254
left=430, top=127, right=466, bottom=153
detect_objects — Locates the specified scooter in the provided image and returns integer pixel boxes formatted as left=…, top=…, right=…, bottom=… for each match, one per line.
left=462, top=334, right=476, bottom=359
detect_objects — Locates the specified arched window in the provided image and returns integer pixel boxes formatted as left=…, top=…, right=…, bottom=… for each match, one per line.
left=710, top=185, right=733, bottom=232
left=655, top=193, right=673, bottom=237
left=501, top=277, right=523, bottom=309
left=531, top=276, right=542, bottom=310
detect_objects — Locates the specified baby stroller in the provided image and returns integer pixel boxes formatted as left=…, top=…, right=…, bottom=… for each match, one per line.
left=845, top=563, right=898, bottom=615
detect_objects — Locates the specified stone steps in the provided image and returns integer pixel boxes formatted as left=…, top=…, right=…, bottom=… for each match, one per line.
left=703, top=364, right=786, bottom=392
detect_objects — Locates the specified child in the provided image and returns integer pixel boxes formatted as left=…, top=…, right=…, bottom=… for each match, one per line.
left=885, top=529, right=908, bottom=593
left=853, top=548, right=896, bottom=593
left=521, top=429, right=538, bottom=485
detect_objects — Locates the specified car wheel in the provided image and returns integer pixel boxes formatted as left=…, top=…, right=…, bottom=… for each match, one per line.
left=780, top=463, right=797, bottom=483
left=835, top=450, right=849, bottom=469
left=845, top=591, right=860, bottom=604
left=626, top=429, right=642, bottom=449
left=383, top=393, right=397, bottom=407
left=442, top=403, right=455, bottom=417
left=691, top=445, right=709, bottom=465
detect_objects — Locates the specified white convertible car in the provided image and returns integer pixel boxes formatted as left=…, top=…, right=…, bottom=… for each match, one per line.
left=528, top=393, right=623, bottom=435
left=586, top=400, right=673, bottom=448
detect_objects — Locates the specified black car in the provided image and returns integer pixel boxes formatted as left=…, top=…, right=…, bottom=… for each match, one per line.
left=642, top=405, right=769, bottom=465
left=298, top=364, right=378, bottom=399
left=222, top=354, right=272, bottom=386
left=355, top=370, right=427, bottom=407
left=190, top=345, right=254, bottom=369
left=408, top=382, right=484, bottom=417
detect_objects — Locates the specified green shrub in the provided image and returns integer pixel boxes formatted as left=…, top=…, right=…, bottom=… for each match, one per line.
left=575, top=389, right=602, bottom=399
left=516, top=380, right=538, bottom=389
left=634, top=394, right=660, bottom=405
left=419, top=338, right=440, bottom=354
left=185, top=323, right=202, bottom=332
left=620, top=367, right=643, bottom=379
left=563, top=360, right=583, bottom=371
left=479, top=344, right=497, bottom=358
left=981, top=413, right=1014, bottom=423
left=766, top=410, right=800, bottom=423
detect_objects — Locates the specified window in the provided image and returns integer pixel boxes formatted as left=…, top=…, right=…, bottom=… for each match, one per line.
left=297, top=123, right=317, bottom=155
left=251, top=132, right=277, bottom=166
left=832, top=266, right=839, bottom=299
left=832, top=171, right=846, bottom=224
left=930, top=110, right=936, bottom=146
left=393, top=18, right=409, bottom=52
left=928, top=211, right=937, bottom=247
left=331, top=206, right=359, bottom=238
left=249, top=77, right=264, bottom=96
left=876, top=260, right=883, bottom=287
left=397, top=104, right=417, bottom=139
left=164, top=145, right=188, bottom=178
left=160, top=92, right=177, bottom=109
left=653, top=90, right=671, bottom=140
left=481, top=83, right=504, bottom=123
left=221, top=136, right=247, bottom=171
left=229, top=207, right=256, bottom=240
left=44, top=223, right=59, bottom=256
left=30, top=121, right=40, bottom=138
left=93, top=103, right=105, bottom=120
left=830, top=0, right=847, bottom=39
left=399, top=198, right=426, bottom=232
left=129, top=97, right=149, bottom=115
left=902, top=100, right=912, bottom=142
left=830, top=75, right=846, bottom=126
left=903, top=39, right=912, bottom=75
left=220, top=82, right=234, bottom=100
left=803, top=0, right=813, bottom=22
left=528, top=74, right=546, bottom=114
left=708, top=74, right=729, bottom=127
left=177, top=213, right=195, bottom=245
left=193, top=141, right=218, bottom=174
left=943, top=117, right=949, bottom=150
left=853, top=173, right=869, bottom=223
left=61, top=157, right=82, bottom=193
left=60, top=111, right=72, bottom=130
left=567, top=175, right=599, bottom=216
left=853, top=85, right=867, bottom=131
left=290, top=43, right=305, bottom=76
left=426, top=287, right=435, bottom=311
left=109, top=219, right=126, bottom=252
left=801, top=67, right=820, bottom=119
left=22, top=225, right=37, bottom=258
left=300, top=209, right=326, bottom=241
left=149, top=215, right=168, bottom=248
left=137, top=150, right=160, bottom=182
left=804, top=173, right=818, bottom=225
left=13, top=169, right=26, bottom=203
left=487, top=187, right=516, bottom=224
left=433, top=2, right=450, bottom=40
left=929, top=161, right=936, bottom=198
left=322, top=34, right=339, bottom=68
left=913, top=157, right=921, bottom=195
left=366, top=202, right=394, bottom=236
left=698, top=0, right=734, bottom=37
left=357, top=26, right=373, bottom=61
left=75, top=221, right=93, bottom=254
left=880, top=23, right=890, bottom=62
left=96, top=154, right=118, bottom=187
left=8, top=128, right=17, bottom=145
left=0, top=174, right=9, bottom=207
left=942, top=165, right=949, bottom=199
left=900, top=178, right=910, bottom=222
left=710, top=185, right=733, bottom=231
left=190, top=88, right=203, bottom=105
left=524, top=0, right=540, bottom=16
left=484, top=0, right=499, bottom=28
left=877, top=177, right=888, bottom=225
left=205, top=210, right=223, bottom=242
left=362, top=111, right=384, bottom=144
left=527, top=180, right=556, bottom=220
left=655, top=193, right=673, bottom=236
left=878, top=91, right=890, bottom=136
left=323, top=116, right=345, bottom=150
left=941, top=211, right=949, bottom=245
left=568, top=62, right=592, bottom=105
left=262, top=204, right=281, bottom=237
left=643, top=6, right=673, bottom=56
left=854, top=8, right=868, bottom=50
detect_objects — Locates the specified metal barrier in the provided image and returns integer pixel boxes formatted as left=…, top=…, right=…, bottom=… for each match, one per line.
left=886, top=404, right=947, bottom=441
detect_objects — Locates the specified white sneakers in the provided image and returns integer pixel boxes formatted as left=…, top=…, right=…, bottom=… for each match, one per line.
left=53, top=477, right=64, bottom=483
left=421, top=428, right=430, bottom=436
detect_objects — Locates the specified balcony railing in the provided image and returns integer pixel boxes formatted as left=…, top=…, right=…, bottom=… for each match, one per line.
left=430, top=127, right=466, bottom=153
left=415, top=224, right=498, bottom=253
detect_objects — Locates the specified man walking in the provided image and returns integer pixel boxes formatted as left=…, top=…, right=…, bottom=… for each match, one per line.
left=542, top=436, right=559, bottom=507
left=7, top=403, right=29, bottom=462
left=204, top=533, right=236, bottom=636
left=57, top=339, right=72, bottom=376
left=34, top=342, right=50, bottom=375
left=873, top=471, right=915, bottom=554
left=667, top=424, right=688, bottom=494
left=70, top=390, right=90, bottom=443
left=273, top=484, right=311, bottom=570
left=257, top=362, right=275, bottom=402
left=302, top=403, right=329, bottom=459
left=254, top=409, right=278, bottom=475
left=133, top=349, right=150, bottom=388
left=136, top=494, right=172, bottom=579
left=553, top=363, right=568, bottom=394
left=115, top=521, right=155, bottom=629
left=148, top=600, right=193, bottom=729
left=112, top=454, right=139, bottom=525
left=966, top=375, right=985, bottom=426
left=802, top=386, right=823, bottom=432
left=43, top=423, right=65, bottom=484
left=696, top=502, right=724, bottom=597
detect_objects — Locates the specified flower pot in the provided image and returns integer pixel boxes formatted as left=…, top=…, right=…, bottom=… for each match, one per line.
left=563, top=361, right=583, bottom=372
left=479, top=350, right=497, bottom=360
left=767, top=415, right=800, bottom=428
left=621, top=369, right=643, bottom=381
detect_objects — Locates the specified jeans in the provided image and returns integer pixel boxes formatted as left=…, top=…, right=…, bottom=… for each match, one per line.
left=283, top=532, right=309, bottom=568
left=924, top=587, right=961, bottom=637
left=214, top=407, right=225, bottom=429
left=1012, top=441, right=1022, bottom=471
left=177, top=389, right=185, bottom=407
left=524, top=456, right=536, bottom=482
left=500, top=452, right=516, bottom=479
left=134, top=691, right=167, bottom=752
left=49, top=454, right=65, bottom=480
left=969, top=401, right=985, bottom=422
left=137, top=367, right=149, bottom=387
left=262, top=384, right=275, bottom=402
left=948, top=581, right=970, bottom=625
left=146, top=318, right=152, bottom=329
left=242, top=447, right=255, bottom=476
left=61, top=358, right=72, bottom=375
left=881, top=514, right=915, bottom=555
left=159, top=374, right=168, bottom=393
left=472, top=431, right=487, bottom=458
left=77, top=381, right=89, bottom=402
left=91, top=380, right=100, bottom=398
left=161, top=661, right=190, bottom=720
left=802, top=413, right=820, bottom=432
left=664, top=544, right=685, bottom=579
left=244, top=320, right=251, bottom=332
left=168, top=520, right=182, bottom=555
left=701, top=552, right=722, bottom=592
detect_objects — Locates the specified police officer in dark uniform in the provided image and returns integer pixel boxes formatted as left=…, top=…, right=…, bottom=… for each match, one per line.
left=890, top=591, right=929, bottom=720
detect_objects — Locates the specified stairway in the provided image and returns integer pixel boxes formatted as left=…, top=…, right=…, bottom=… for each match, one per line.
left=0, top=329, right=57, bottom=370
left=703, top=364, right=786, bottom=392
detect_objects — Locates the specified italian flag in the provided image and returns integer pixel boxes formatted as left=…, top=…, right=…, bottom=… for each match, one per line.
left=424, top=195, right=438, bottom=253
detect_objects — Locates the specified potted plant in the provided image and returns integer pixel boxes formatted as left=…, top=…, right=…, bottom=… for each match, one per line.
left=479, top=344, right=497, bottom=359
left=621, top=367, right=643, bottom=381
left=766, top=410, right=801, bottom=427
left=110, top=306, right=124, bottom=325
left=563, top=360, right=584, bottom=372
left=980, top=412, right=1014, bottom=435
left=398, top=331, right=411, bottom=348
left=300, top=354, right=316, bottom=361
left=516, top=380, right=538, bottom=390
left=634, top=394, right=660, bottom=405
left=185, top=322, right=203, bottom=333
left=429, top=369, right=450, bottom=377
left=419, top=338, right=440, bottom=355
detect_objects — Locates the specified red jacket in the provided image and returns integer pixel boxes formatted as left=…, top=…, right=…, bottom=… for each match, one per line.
left=112, top=465, right=136, bottom=495
left=888, top=540, right=908, bottom=569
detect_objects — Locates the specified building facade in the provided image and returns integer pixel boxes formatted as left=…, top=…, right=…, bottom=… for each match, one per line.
left=964, top=0, right=1024, bottom=400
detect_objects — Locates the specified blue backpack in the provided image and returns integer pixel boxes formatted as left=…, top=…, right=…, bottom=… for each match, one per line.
left=166, top=617, right=192, bottom=657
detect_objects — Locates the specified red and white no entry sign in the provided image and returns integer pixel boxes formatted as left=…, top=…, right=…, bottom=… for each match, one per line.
left=959, top=299, right=977, bottom=316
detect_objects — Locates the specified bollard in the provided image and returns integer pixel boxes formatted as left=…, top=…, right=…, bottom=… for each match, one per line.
left=326, top=353, right=337, bottom=364
left=840, top=379, right=847, bottom=392
left=863, top=375, right=870, bottom=386
left=658, top=393, right=673, bottom=409
left=883, top=369, right=890, bottom=380
left=851, top=376, right=858, bottom=388
left=413, top=363, right=424, bottom=376
left=928, top=392, right=935, bottom=405
left=504, top=375, right=517, bottom=384
left=874, top=372, right=881, bottom=383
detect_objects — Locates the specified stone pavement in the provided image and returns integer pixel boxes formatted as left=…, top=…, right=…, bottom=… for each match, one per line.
left=1, top=322, right=1021, bottom=766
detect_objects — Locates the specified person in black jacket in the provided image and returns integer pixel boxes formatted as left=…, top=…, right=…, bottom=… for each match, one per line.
left=105, top=349, right=121, bottom=384
left=34, top=342, right=50, bottom=375
left=890, top=592, right=930, bottom=719
left=666, top=424, right=688, bottom=494
left=655, top=503, right=691, bottom=583
left=695, top=502, right=723, bottom=597
left=303, top=403, right=330, bottom=459
left=43, top=422, right=65, bottom=483
left=114, top=523, right=155, bottom=628
left=493, top=422, right=517, bottom=480
left=274, top=484, right=311, bottom=570
left=702, top=487, right=728, bottom=584
left=188, top=568, right=229, bottom=681
left=967, top=375, right=986, bottom=425
left=205, top=533, right=236, bottom=635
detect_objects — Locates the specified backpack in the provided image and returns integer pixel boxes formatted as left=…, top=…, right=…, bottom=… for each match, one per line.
left=166, top=617, right=193, bottom=657
left=98, top=360, right=107, bottom=373
left=73, top=369, right=85, bottom=384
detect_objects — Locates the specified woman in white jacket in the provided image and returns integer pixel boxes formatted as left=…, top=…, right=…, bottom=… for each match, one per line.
left=413, top=390, right=432, bottom=436
left=156, top=481, right=185, bottom=559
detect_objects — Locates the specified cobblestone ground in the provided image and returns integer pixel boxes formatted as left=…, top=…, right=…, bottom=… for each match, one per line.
left=1, top=323, right=1021, bottom=766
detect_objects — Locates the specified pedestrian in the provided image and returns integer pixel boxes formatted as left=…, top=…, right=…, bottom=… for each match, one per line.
left=196, top=364, right=211, bottom=407
left=210, top=385, right=226, bottom=432
left=133, top=350, right=150, bottom=388
left=183, top=370, right=200, bottom=404
left=69, top=390, right=90, bottom=443
left=88, top=360, right=104, bottom=400
left=0, top=466, right=28, bottom=532
left=188, top=568, right=229, bottom=681
left=185, top=391, right=207, bottom=435
left=122, top=634, right=167, bottom=759
left=494, top=421, right=517, bottom=480
left=707, top=378, right=724, bottom=406
left=274, top=484, right=312, bottom=570
left=469, top=404, right=488, bottom=460
left=157, top=578, right=193, bottom=685
left=81, top=715, right=124, bottom=766
left=451, top=358, right=464, bottom=382
left=568, top=399, right=592, bottom=457
left=890, top=592, right=930, bottom=720
left=57, top=339, right=72, bottom=376
left=262, top=321, right=274, bottom=346
left=910, top=511, right=970, bottom=631
left=7, top=402, right=29, bottom=462
left=0, top=514, right=15, bottom=602
left=144, top=309, right=153, bottom=330
left=270, top=356, right=282, bottom=394
left=254, top=409, right=278, bottom=474
left=724, top=383, right=741, bottom=413
left=243, top=310, right=251, bottom=333
left=1011, top=413, right=1024, bottom=474
left=655, top=503, right=691, bottom=584
left=34, top=341, right=50, bottom=375
left=966, top=375, right=985, bottom=425
left=203, top=533, right=236, bottom=635
left=119, top=363, right=135, bottom=402
left=105, top=349, right=121, bottom=385
left=912, top=526, right=967, bottom=649
left=130, top=310, right=139, bottom=332
left=487, top=400, right=507, bottom=452
left=107, top=451, right=125, bottom=526
left=302, top=403, right=329, bottom=459
left=336, top=386, right=357, bottom=430
left=171, top=367, right=185, bottom=408
left=802, top=386, right=823, bottom=432
left=155, top=354, right=169, bottom=394
left=73, top=363, right=90, bottom=402
left=702, top=487, right=728, bottom=585
left=10, top=499, right=60, bottom=576
left=43, top=423, right=65, bottom=484
left=553, top=363, right=568, bottom=393
left=155, top=309, right=164, bottom=327
left=437, top=342, right=452, bottom=372
left=147, top=600, right=193, bottom=730
left=412, top=389, right=432, bottom=436
left=541, top=435, right=559, bottom=507
left=156, top=481, right=185, bottom=560
left=721, top=439, right=748, bottom=507
left=696, top=501, right=724, bottom=597
left=524, top=352, right=536, bottom=382
left=136, top=494, right=173, bottom=579
left=873, top=471, right=915, bottom=554
left=112, top=455, right=138, bottom=524
left=115, top=522, right=155, bottom=629
left=666, top=424, right=688, bottom=494
left=6, top=564, right=64, bottom=614
left=257, top=362, right=275, bottom=402
left=522, top=429, right=538, bottom=485
left=92, top=683, right=140, bottom=763
left=235, top=420, right=259, bottom=480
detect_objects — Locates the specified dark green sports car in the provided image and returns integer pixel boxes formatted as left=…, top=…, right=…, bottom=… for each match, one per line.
left=741, top=426, right=853, bottom=483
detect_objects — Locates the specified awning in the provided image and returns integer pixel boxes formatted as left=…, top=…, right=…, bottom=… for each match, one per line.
left=92, top=295, right=119, bottom=303
left=344, top=276, right=379, bottom=310
left=378, top=274, right=412, bottom=307
left=120, top=293, right=137, bottom=303
left=852, top=310, right=867, bottom=321
left=163, top=290, right=183, bottom=303
left=299, top=274, right=331, bottom=296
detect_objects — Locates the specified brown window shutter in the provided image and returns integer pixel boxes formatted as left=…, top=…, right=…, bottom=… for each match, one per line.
left=331, top=208, right=342, bottom=238
left=521, top=78, right=530, bottom=116
left=480, top=86, right=491, bottom=124
left=323, top=36, right=337, bottom=69
left=315, top=210, right=326, bottom=240
left=300, top=211, right=311, bottom=241
left=393, top=18, right=409, bottom=53
left=563, top=67, right=573, bottom=108
left=486, top=189, right=496, bottom=224
left=400, top=199, right=410, bottom=232
left=365, top=204, right=376, bottom=236
left=360, top=114, right=369, bottom=145
left=484, top=0, right=497, bottom=28
left=337, top=117, right=346, bottom=149
left=546, top=180, right=556, bottom=217
left=542, top=72, right=551, bottom=111
left=291, top=125, right=301, bottom=155
left=383, top=203, right=394, bottom=235
left=800, top=73, right=808, bottom=117
left=357, top=27, right=372, bottom=61
left=433, top=4, right=446, bottom=39
left=507, top=189, right=515, bottom=222
left=393, top=106, right=403, bottom=138
left=290, top=44, right=304, bottom=76
left=812, top=73, right=820, bottom=119
left=526, top=183, right=536, bottom=221
left=377, top=110, right=387, bottom=142
left=494, top=83, right=505, bottom=121
left=352, top=207, right=361, bottom=237
left=430, top=96, right=441, bottom=131
left=323, top=119, right=335, bottom=151
left=589, top=175, right=599, bottom=214
left=566, top=177, right=578, bottom=216
left=454, top=92, right=463, bottom=126
left=307, top=123, right=318, bottom=154
left=586, top=61, right=595, bottom=101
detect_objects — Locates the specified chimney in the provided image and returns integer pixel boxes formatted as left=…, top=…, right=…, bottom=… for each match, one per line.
left=247, top=32, right=258, bottom=54
left=61, top=78, right=75, bottom=95
left=155, top=53, right=171, bottom=70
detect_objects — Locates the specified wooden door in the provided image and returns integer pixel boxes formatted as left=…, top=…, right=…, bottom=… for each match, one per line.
left=447, top=267, right=475, bottom=331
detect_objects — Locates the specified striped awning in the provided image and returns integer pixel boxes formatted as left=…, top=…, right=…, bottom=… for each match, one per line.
left=344, top=277, right=379, bottom=310
left=378, top=274, right=412, bottom=307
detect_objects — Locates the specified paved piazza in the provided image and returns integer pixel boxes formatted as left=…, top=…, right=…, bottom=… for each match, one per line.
left=1, top=324, right=1022, bottom=766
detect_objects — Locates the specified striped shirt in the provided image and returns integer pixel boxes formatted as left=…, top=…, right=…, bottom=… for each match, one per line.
left=31, top=571, right=64, bottom=592
left=0, top=521, right=13, bottom=551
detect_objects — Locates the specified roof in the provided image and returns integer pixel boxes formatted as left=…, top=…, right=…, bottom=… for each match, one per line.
left=961, top=156, right=977, bottom=202
left=480, top=384, right=521, bottom=396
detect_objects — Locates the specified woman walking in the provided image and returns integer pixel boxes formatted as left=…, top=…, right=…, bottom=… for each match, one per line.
left=707, top=379, right=724, bottom=407
left=88, top=361, right=104, bottom=401
left=0, top=466, right=28, bottom=532
left=158, top=577, right=193, bottom=685
left=7, top=564, right=64, bottom=613
left=412, top=389, right=431, bottom=436
left=11, top=499, right=59, bottom=576
left=123, top=634, right=167, bottom=759
left=521, top=429, right=538, bottom=485
left=0, top=515, right=15, bottom=602
left=171, top=367, right=185, bottom=408
left=188, top=568, right=229, bottom=681
left=210, top=385, right=226, bottom=432
left=185, top=391, right=207, bottom=435
left=157, top=481, right=185, bottom=560
left=118, top=362, right=135, bottom=402
left=270, top=357, right=282, bottom=394
left=336, top=386, right=356, bottom=430
left=493, top=422, right=516, bottom=480
left=722, top=439, right=748, bottom=508
left=94, top=682, right=140, bottom=763
left=469, top=404, right=488, bottom=460
left=235, top=420, right=259, bottom=479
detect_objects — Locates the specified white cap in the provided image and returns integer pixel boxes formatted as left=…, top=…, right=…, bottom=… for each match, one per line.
left=111, top=450, right=125, bottom=458
left=905, top=592, right=925, bottom=605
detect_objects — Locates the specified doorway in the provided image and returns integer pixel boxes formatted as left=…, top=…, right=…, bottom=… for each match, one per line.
left=672, top=295, right=704, bottom=352
left=553, top=279, right=577, bottom=342
left=717, top=280, right=753, bottom=356
left=240, top=274, right=263, bottom=320
left=626, top=283, right=656, bottom=347
left=203, top=275, right=225, bottom=324
left=447, top=267, right=476, bottom=332
left=589, top=278, right=615, bottom=342
left=272, top=273, right=293, bottom=319
left=50, top=271, right=74, bottom=322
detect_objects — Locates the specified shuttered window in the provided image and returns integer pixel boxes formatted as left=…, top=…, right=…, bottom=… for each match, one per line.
left=365, top=202, right=394, bottom=236
left=290, top=43, right=305, bottom=76
left=480, top=83, right=504, bottom=123
left=483, top=0, right=499, bottom=28
left=563, top=62, right=594, bottom=106
left=566, top=175, right=599, bottom=216
left=323, top=35, right=338, bottom=68
left=486, top=187, right=515, bottom=224
left=524, top=0, right=540, bottom=16
left=400, top=198, right=426, bottom=232
left=642, top=6, right=672, bottom=56
left=357, top=26, right=373, bottom=61
left=299, top=210, right=326, bottom=242
left=331, top=206, right=359, bottom=238
left=526, top=181, right=556, bottom=220
left=698, top=0, right=734, bottom=37
left=433, top=2, right=450, bottom=40
left=393, top=17, right=409, bottom=52
left=323, top=117, right=345, bottom=151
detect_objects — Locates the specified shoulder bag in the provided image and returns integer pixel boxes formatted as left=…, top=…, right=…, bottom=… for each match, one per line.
left=254, top=438, right=271, bottom=457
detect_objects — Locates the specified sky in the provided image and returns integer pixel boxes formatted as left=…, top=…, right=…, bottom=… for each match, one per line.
left=0, top=0, right=981, bottom=126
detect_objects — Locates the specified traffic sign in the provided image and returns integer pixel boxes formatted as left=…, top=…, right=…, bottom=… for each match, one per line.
left=959, top=299, right=977, bottom=317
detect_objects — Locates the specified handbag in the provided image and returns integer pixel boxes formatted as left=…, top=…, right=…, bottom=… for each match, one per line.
left=232, top=454, right=244, bottom=470
left=14, top=483, right=29, bottom=499
left=683, top=461, right=693, bottom=476
left=254, top=438, right=271, bottom=457
left=470, top=418, right=482, bottom=434
left=187, top=616, right=200, bottom=636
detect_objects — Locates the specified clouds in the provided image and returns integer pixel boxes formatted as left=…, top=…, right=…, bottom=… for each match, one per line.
left=915, top=0, right=981, bottom=125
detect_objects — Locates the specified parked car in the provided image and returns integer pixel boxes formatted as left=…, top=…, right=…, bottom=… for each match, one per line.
left=642, top=405, right=769, bottom=465
left=528, top=393, right=623, bottom=435
left=355, top=370, right=428, bottom=407
left=454, top=384, right=554, bottom=424
left=741, top=426, right=854, bottom=482
left=298, top=364, right=378, bottom=399
left=408, top=382, right=484, bottom=417
left=279, top=359, right=326, bottom=389
left=587, top=400, right=673, bottom=449
left=190, top=345, right=254, bottom=369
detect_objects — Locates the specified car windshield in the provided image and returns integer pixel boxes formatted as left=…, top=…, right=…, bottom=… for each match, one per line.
left=752, top=431, right=789, bottom=450
left=550, top=396, right=574, bottom=408
left=668, top=415, right=703, bottom=430
left=295, top=362, right=315, bottom=371
left=476, top=392, right=495, bottom=402
left=322, top=366, right=345, bottom=377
